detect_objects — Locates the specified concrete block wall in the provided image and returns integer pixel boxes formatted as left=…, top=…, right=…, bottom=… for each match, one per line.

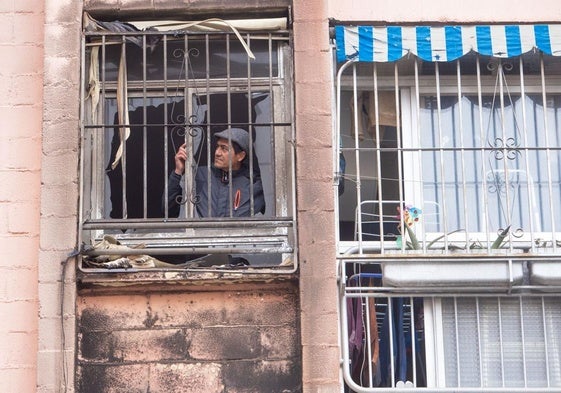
left=76, top=283, right=301, bottom=393
left=292, top=0, right=341, bottom=392
left=38, top=0, right=83, bottom=391
left=0, top=1, right=43, bottom=392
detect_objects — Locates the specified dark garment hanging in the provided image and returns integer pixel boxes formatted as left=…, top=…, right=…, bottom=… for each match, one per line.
left=347, top=295, right=365, bottom=383
left=379, top=297, right=407, bottom=386
left=346, top=274, right=382, bottom=387
left=367, top=296, right=381, bottom=386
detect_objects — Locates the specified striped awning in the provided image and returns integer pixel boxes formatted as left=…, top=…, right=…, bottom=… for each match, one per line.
left=335, top=24, right=561, bottom=63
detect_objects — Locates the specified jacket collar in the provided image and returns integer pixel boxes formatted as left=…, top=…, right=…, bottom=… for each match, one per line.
left=213, top=165, right=249, bottom=183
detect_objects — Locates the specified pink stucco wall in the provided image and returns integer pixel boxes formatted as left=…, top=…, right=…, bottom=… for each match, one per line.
left=0, top=1, right=43, bottom=392
left=328, top=0, right=561, bottom=23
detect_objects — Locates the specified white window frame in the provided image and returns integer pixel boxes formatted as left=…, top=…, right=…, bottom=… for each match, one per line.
left=336, top=55, right=561, bottom=257
left=425, top=295, right=561, bottom=389
left=401, top=71, right=561, bottom=251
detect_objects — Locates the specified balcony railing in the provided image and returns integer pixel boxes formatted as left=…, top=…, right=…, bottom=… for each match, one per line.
left=338, top=256, right=561, bottom=392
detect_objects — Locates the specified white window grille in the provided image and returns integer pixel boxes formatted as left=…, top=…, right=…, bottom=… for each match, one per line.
left=79, top=15, right=296, bottom=271
left=336, top=51, right=561, bottom=256
left=335, top=24, right=561, bottom=392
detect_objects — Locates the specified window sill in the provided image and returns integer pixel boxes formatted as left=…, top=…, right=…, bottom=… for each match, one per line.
left=77, top=266, right=298, bottom=290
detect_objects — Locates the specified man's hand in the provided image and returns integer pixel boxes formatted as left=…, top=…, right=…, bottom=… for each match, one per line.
left=174, top=143, right=187, bottom=175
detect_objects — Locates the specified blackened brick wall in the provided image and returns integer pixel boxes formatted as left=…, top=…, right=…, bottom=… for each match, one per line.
left=76, top=282, right=301, bottom=393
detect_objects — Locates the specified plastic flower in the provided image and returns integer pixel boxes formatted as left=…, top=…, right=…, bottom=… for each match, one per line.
left=396, top=204, right=422, bottom=250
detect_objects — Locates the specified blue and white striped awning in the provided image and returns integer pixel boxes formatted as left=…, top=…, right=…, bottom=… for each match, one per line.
left=335, top=24, right=561, bottom=63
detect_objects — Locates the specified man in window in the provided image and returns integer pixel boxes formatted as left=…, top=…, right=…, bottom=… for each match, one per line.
left=165, top=127, right=266, bottom=218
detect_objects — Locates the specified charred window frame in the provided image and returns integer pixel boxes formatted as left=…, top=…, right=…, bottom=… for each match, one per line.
left=79, top=16, right=296, bottom=273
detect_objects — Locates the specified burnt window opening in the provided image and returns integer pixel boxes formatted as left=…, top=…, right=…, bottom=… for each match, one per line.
left=105, top=92, right=271, bottom=220
left=80, top=16, right=296, bottom=271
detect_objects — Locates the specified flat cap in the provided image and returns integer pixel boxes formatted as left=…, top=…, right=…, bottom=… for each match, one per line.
left=214, top=128, right=249, bottom=152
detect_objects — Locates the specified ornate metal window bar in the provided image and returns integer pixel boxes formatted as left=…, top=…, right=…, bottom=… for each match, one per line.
left=79, top=18, right=296, bottom=272
left=335, top=52, right=561, bottom=258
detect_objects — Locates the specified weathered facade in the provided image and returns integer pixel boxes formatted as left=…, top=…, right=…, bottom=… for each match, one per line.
left=2, top=0, right=338, bottom=392
left=2, top=0, right=561, bottom=392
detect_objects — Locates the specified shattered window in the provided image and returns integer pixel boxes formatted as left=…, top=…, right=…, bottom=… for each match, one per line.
left=80, top=15, right=296, bottom=271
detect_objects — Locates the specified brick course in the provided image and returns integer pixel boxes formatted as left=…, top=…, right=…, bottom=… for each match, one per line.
left=0, top=1, right=42, bottom=391
left=292, top=0, right=341, bottom=391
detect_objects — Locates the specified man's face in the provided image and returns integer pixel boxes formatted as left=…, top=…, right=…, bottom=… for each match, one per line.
left=214, top=138, right=246, bottom=171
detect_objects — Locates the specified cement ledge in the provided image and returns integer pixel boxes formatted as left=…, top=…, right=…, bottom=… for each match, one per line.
left=77, top=268, right=298, bottom=293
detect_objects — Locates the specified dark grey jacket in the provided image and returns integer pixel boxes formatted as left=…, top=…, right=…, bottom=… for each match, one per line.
left=165, top=166, right=265, bottom=218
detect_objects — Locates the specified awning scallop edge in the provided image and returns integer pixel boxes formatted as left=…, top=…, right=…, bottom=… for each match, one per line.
left=335, top=24, right=561, bottom=63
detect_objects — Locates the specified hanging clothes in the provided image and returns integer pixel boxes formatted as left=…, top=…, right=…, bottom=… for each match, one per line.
left=379, top=297, right=407, bottom=386
left=367, top=296, right=381, bottom=386
left=347, top=295, right=365, bottom=382
left=346, top=275, right=382, bottom=387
